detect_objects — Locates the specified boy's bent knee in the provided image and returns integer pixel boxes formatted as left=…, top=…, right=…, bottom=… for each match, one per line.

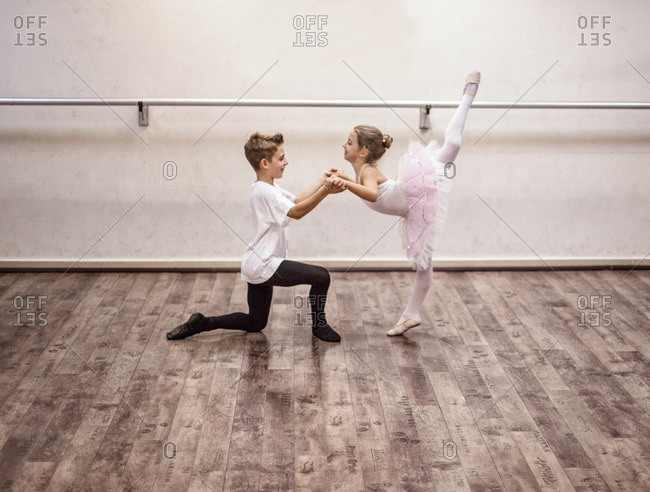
left=247, top=318, right=268, bottom=332
left=313, top=266, right=330, bottom=288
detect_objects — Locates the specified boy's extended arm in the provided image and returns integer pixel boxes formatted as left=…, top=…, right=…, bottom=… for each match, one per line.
left=294, top=175, right=327, bottom=203
left=287, top=185, right=330, bottom=220
left=288, top=177, right=346, bottom=220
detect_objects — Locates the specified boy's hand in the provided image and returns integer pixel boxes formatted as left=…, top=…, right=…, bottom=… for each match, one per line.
left=324, top=176, right=347, bottom=194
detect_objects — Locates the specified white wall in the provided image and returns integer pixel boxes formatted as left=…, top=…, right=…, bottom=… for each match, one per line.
left=1, top=0, right=648, bottom=268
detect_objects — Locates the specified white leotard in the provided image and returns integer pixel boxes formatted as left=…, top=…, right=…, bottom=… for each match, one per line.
left=357, top=164, right=409, bottom=217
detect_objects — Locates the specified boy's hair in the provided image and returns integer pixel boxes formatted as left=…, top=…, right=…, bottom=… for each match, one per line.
left=244, top=132, right=284, bottom=170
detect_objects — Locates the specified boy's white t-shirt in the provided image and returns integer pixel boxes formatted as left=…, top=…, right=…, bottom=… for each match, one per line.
left=241, top=181, right=296, bottom=284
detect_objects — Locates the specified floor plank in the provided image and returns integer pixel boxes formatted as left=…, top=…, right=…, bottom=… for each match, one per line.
left=0, top=270, right=647, bottom=491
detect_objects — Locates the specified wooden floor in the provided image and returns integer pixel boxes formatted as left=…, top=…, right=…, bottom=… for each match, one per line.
left=0, top=270, right=648, bottom=491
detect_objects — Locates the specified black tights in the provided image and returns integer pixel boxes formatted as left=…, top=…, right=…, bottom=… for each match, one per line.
left=201, top=260, right=330, bottom=333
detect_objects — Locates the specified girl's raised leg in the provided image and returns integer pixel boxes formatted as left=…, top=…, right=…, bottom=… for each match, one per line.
left=434, top=71, right=480, bottom=164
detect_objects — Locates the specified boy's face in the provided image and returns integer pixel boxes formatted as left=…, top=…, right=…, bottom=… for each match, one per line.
left=263, top=144, right=288, bottom=179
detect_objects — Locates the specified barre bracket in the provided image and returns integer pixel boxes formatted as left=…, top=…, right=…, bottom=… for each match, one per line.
left=138, top=101, right=149, bottom=126
left=419, top=105, right=431, bottom=130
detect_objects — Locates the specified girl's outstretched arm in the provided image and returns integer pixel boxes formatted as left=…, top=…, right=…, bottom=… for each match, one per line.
left=326, top=167, right=378, bottom=202
left=340, top=174, right=379, bottom=202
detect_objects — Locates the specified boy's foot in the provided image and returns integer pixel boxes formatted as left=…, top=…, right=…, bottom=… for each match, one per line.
left=387, top=317, right=421, bottom=336
left=464, top=71, right=481, bottom=96
left=312, top=324, right=341, bottom=342
left=167, top=313, right=205, bottom=340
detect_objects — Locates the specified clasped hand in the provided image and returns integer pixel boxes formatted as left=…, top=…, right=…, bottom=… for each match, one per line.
left=322, top=168, right=348, bottom=193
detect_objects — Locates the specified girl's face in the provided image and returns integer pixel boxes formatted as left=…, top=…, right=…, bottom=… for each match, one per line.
left=342, top=130, right=364, bottom=163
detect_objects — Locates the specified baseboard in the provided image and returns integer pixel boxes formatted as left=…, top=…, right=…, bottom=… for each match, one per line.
left=0, top=257, right=647, bottom=272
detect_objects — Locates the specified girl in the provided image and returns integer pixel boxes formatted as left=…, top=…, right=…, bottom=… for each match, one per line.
left=331, top=72, right=480, bottom=336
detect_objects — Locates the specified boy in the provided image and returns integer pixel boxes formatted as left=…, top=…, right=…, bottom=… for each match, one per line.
left=167, top=132, right=345, bottom=342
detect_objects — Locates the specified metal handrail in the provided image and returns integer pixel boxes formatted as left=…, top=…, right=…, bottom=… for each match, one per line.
left=1, top=98, right=648, bottom=109
left=2, top=98, right=648, bottom=128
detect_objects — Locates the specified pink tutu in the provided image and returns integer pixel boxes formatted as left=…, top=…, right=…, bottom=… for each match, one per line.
left=398, top=140, right=452, bottom=270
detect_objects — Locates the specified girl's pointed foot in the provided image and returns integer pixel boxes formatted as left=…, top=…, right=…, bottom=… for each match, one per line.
left=464, top=71, right=480, bottom=96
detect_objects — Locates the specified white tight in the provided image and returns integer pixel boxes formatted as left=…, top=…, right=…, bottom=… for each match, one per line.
left=434, top=92, right=475, bottom=164
left=401, top=89, right=476, bottom=321
left=403, top=263, right=433, bottom=319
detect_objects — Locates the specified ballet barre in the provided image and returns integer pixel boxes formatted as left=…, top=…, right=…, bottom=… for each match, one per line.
left=1, top=98, right=648, bottom=129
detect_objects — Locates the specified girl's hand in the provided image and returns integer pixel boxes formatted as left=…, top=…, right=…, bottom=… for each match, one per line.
left=326, top=168, right=352, bottom=182
left=321, top=168, right=340, bottom=180
left=324, top=176, right=347, bottom=194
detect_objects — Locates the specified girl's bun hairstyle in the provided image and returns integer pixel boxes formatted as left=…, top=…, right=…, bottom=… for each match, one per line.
left=354, top=125, right=392, bottom=163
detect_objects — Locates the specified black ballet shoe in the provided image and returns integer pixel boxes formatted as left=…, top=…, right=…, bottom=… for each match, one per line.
left=312, top=324, right=341, bottom=343
left=166, top=313, right=205, bottom=340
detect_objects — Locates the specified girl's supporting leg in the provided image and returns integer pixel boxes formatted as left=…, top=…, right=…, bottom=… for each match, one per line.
left=434, top=73, right=479, bottom=164
left=402, top=265, right=433, bottom=320
left=387, top=263, right=432, bottom=336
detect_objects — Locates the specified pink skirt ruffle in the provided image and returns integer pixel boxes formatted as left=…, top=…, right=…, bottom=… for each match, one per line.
left=398, top=140, right=452, bottom=270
